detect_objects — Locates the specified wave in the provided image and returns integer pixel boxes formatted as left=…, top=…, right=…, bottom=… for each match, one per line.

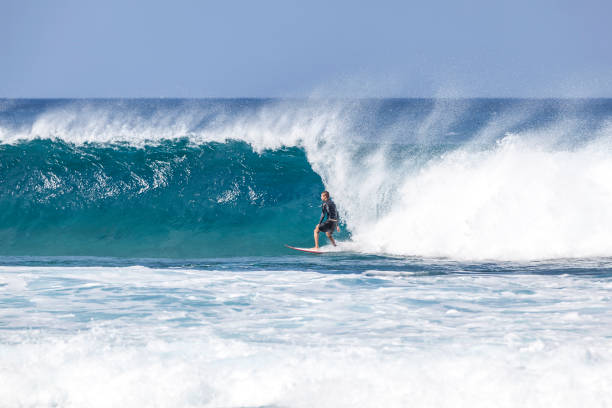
left=0, top=139, right=326, bottom=257
left=1, top=98, right=612, bottom=259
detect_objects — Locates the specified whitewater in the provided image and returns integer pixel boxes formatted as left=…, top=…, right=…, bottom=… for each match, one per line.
left=1, top=98, right=612, bottom=407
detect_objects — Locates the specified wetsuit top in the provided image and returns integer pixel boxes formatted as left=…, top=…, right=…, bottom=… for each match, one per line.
left=319, top=199, right=339, bottom=225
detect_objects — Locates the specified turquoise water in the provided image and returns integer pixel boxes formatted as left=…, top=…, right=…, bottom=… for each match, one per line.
left=1, top=98, right=612, bottom=406
left=0, top=139, right=326, bottom=257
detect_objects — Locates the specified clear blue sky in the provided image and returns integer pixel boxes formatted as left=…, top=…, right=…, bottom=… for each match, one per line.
left=1, top=0, right=611, bottom=97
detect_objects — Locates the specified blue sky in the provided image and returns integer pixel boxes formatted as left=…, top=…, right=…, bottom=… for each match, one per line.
left=1, top=0, right=611, bottom=97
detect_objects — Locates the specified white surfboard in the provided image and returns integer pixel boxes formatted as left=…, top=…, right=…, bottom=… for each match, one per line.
left=284, top=244, right=326, bottom=254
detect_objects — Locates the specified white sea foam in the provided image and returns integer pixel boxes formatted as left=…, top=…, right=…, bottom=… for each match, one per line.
left=1, top=265, right=611, bottom=407
left=350, top=132, right=612, bottom=260
left=314, top=109, right=612, bottom=261
left=2, top=333, right=611, bottom=408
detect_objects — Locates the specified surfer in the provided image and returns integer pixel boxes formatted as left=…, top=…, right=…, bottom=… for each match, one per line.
left=314, top=191, right=340, bottom=249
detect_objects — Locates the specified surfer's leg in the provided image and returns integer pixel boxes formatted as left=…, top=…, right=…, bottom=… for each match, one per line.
left=326, top=231, right=336, bottom=246
left=314, top=225, right=320, bottom=248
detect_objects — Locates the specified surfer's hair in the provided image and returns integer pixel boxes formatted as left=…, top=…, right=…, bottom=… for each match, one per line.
left=321, top=191, right=330, bottom=198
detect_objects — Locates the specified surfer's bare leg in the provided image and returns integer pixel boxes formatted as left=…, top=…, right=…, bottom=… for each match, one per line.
left=326, top=231, right=336, bottom=246
left=314, top=225, right=320, bottom=249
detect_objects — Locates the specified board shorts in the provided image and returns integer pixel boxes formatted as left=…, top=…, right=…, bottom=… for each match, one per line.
left=318, top=220, right=337, bottom=234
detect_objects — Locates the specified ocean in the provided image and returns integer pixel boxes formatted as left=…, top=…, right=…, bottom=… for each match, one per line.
left=1, top=98, right=611, bottom=407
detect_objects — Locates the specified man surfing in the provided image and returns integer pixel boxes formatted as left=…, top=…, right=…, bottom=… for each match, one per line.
left=314, top=191, right=340, bottom=249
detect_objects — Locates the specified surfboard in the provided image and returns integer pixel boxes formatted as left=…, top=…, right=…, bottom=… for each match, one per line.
left=284, top=244, right=325, bottom=254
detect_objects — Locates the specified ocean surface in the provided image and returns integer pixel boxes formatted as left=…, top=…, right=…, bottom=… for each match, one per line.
left=1, top=98, right=612, bottom=407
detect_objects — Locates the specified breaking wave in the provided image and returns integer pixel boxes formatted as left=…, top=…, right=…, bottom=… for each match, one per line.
left=1, top=98, right=612, bottom=260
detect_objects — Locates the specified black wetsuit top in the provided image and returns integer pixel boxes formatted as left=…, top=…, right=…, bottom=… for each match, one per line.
left=319, top=199, right=339, bottom=225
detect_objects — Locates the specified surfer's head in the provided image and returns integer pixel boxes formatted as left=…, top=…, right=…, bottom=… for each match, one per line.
left=321, top=191, right=330, bottom=201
